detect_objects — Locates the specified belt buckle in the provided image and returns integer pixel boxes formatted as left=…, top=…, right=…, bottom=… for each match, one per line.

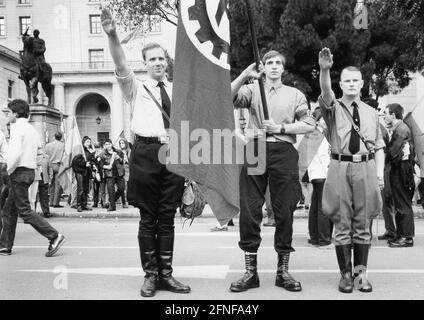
left=159, top=136, right=169, bottom=144
left=352, top=154, right=362, bottom=162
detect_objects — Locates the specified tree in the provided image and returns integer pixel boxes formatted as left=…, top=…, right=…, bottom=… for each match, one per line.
left=278, top=0, right=424, bottom=101
left=107, top=0, right=178, bottom=30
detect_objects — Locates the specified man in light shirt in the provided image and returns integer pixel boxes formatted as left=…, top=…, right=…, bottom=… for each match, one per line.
left=45, top=132, right=65, bottom=208
left=0, top=99, right=65, bottom=257
left=102, top=8, right=189, bottom=297
left=0, top=128, right=9, bottom=232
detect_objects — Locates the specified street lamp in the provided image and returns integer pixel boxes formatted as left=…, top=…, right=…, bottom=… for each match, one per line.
left=96, top=116, right=102, bottom=125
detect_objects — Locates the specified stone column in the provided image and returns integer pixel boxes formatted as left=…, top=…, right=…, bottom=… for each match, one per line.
left=54, top=83, right=65, bottom=112
left=111, top=82, right=124, bottom=143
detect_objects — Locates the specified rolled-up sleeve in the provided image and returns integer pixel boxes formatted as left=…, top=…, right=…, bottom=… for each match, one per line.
left=116, top=68, right=137, bottom=104
left=233, top=84, right=253, bottom=109
left=295, top=91, right=315, bottom=126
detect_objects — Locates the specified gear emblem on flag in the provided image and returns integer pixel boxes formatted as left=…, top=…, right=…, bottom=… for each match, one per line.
left=181, top=0, right=230, bottom=70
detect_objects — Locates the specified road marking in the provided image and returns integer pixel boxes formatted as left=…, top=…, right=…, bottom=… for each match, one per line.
left=17, top=266, right=424, bottom=278
left=217, top=246, right=394, bottom=249
left=18, top=265, right=230, bottom=279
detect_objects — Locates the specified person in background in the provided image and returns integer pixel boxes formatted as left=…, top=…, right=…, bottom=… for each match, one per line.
left=0, top=99, right=65, bottom=257
left=45, top=132, right=64, bottom=208
left=307, top=114, right=332, bottom=248
left=100, top=139, right=125, bottom=212
left=92, top=142, right=107, bottom=208
left=28, top=149, right=51, bottom=218
left=0, top=129, right=9, bottom=232
left=71, top=136, right=94, bottom=212
left=118, top=137, right=131, bottom=208
left=383, top=103, right=415, bottom=248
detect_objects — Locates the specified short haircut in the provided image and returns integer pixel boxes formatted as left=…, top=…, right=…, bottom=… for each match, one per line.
left=8, top=99, right=30, bottom=118
left=262, top=50, right=286, bottom=68
left=341, top=66, right=362, bottom=79
left=386, top=103, right=404, bottom=120
left=104, top=139, right=112, bottom=144
left=54, top=132, right=63, bottom=141
left=142, top=42, right=166, bottom=61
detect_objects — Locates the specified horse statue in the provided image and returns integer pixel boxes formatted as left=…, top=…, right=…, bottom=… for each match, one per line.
left=19, top=28, right=53, bottom=107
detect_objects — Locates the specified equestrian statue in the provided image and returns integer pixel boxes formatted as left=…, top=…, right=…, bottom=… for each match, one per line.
left=19, top=28, right=53, bottom=107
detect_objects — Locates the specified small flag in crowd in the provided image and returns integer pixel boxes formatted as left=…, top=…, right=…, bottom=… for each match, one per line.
left=121, top=26, right=145, bottom=45
left=57, top=117, right=85, bottom=195
left=167, top=0, right=239, bottom=225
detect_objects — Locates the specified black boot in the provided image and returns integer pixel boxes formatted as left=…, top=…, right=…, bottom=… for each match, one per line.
left=138, top=235, right=159, bottom=297
left=275, top=252, right=302, bottom=292
left=335, top=245, right=354, bottom=293
left=353, top=243, right=372, bottom=293
left=230, top=252, right=260, bottom=292
left=157, top=235, right=191, bottom=294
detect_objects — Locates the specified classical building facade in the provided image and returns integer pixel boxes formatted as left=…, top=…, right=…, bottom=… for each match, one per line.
left=0, top=43, right=27, bottom=136
left=0, top=0, right=177, bottom=144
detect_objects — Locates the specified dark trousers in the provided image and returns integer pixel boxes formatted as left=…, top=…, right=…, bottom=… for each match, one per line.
left=75, top=172, right=89, bottom=208
left=105, top=176, right=125, bottom=210
left=0, top=163, right=10, bottom=232
left=38, top=175, right=50, bottom=215
left=308, top=179, right=332, bottom=245
left=239, top=141, right=301, bottom=254
left=390, top=161, right=415, bottom=238
left=0, top=167, right=58, bottom=249
left=128, top=140, right=184, bottom=255
left=49, top=163, right=62, bottom=206
left=381, top=189, right=396, bottom=236
left=93, top=180, right=106, bottom=206
left=418, top=178, right=424, bottom=205
left=121, top=180, right=127, bottom=205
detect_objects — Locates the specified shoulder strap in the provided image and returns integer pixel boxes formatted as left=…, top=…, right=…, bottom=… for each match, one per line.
left=338, top=100, right=372, bottom=152
left=143, top=84, right=170, bottom=122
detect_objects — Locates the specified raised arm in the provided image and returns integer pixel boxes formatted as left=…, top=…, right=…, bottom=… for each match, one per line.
left=101, top=8, right=130, bottom=77
left=318, top=48, right=335, bottom=106
left=231, top=62, right=264, bottom=99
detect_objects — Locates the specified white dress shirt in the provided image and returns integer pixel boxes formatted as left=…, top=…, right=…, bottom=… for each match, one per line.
left=116, top=69, right=172, bottom=138
left=0, top=129, right=8, bottom=164
left=7, top=118, right=41, bottom=174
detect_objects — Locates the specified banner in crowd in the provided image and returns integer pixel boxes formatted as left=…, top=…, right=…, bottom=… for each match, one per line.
left=404, top=99, right=424, bottom=177
left=57, top=117, right=85, bottom=195
left=297, top=130, right=325, bottom=180
left=167, top=0, right=240, bottom=225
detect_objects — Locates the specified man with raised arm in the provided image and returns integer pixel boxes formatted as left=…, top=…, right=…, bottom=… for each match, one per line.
left=101, top=8, right=189, bottom=298
left=318, top=48, right=385, bottom=293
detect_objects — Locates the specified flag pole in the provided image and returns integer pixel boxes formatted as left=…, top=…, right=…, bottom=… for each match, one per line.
left=245, top=0, right=269, bottom=120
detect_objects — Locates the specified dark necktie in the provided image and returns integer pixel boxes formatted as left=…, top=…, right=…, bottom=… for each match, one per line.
left=348, top=101, right=360, bottom=154
left=157, top=81, right=171, bottom=129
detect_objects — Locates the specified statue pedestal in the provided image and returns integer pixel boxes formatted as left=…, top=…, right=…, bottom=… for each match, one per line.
left=29, top=104, right=67, bottom=147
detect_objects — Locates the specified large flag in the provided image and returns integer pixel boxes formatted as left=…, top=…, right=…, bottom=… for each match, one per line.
left=167, top=0, right=239, bottom=225
left=296, top=130, right=325, bottom=180
left=57, top=117, right=85, bottom=195
left=404, top=97, right=424, bottom=177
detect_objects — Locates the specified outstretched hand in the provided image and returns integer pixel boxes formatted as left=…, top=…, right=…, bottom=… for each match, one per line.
left=319, top=47, right=333, bottom=70
left=101, top=8, right=117, bottom=36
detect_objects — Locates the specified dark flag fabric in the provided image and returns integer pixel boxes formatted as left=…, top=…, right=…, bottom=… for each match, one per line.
left=404, top=98, right=424, bottom=177
left=167, top=0, right=240, bottom=225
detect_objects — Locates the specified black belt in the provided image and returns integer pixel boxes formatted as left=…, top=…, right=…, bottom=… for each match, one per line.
left=135, top=135, right=168, bottom=144
left=331, top=153, right=374, bottom=162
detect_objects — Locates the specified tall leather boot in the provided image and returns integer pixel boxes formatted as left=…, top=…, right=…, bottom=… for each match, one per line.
left=275, top=252, right=302, bottom=292
left=138, top=235, right=159, bottom=297
left=157, top=235, right=191, bottom=293
left=353, top=243, right=373, bottom=293
left=229, top=252, right=260, bottom=292
left=335, top=245, right=354, bottom=293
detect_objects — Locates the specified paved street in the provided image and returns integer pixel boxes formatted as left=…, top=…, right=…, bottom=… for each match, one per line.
left=1, top=214, right=424, bottom=300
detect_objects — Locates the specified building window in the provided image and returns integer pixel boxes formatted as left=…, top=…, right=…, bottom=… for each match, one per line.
left=89, top=49, right=104, bottom=69
left=19, top=16, right=31, bottom=35
left=88, top=0, right=100, bottom=2
left=18, top=0, right=31, bottom=4
left=0, top=0, right=5, bottom=6
left=0, top=17, right=5, bottom=36
left=89, top=14, right=101, bottom=34
left=8, top=80, right=14, bottom=100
